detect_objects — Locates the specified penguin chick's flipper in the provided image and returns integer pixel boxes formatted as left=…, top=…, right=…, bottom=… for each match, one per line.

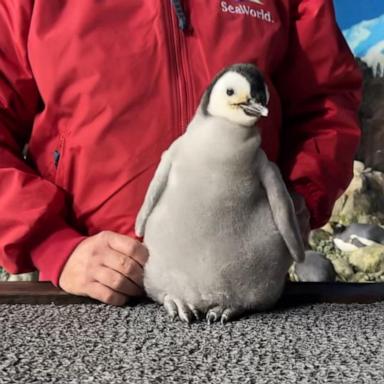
left=257, top=151, right=305, bottom=262
left=135, top=150, right=172, bottom=237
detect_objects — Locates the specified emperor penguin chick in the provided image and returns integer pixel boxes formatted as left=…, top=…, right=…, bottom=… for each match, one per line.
left=136, top=63, right=305, bottom=324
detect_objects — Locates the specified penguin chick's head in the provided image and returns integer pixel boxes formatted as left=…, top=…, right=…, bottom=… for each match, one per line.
left=202, top=63, right=270, bottom=127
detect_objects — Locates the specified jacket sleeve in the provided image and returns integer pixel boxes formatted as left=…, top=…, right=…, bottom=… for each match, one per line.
left=274, top=0, right=363, bottom=229
left=0, top=1, right=85, bottom=285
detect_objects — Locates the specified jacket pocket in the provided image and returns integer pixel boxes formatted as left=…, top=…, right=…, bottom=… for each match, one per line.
left=53, top=135, right=66, bottom=187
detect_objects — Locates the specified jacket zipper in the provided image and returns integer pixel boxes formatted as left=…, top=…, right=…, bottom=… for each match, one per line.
left=177, top=12, right=195, bottom=127
left=164, top=0, right=193, bottom=135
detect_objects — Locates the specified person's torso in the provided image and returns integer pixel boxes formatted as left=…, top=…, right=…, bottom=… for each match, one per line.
left=26, top=0, right=291, bottom=236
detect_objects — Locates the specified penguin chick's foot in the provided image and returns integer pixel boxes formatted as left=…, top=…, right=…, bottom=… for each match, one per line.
left=206, top=306, right=236, bottom=325
left=163, top=295, right=200, bottom=323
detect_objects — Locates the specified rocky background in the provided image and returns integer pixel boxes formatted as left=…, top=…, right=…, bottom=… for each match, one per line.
left=290, top=160, right=384, bottom=283
left=356, top=59, right=384, bottom=172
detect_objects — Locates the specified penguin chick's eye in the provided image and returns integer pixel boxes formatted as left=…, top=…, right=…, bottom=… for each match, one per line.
left=226, top=88, right=235, bottom=96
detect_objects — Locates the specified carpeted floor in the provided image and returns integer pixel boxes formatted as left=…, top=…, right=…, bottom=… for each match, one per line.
left=1, top=301, right=384, bottom=384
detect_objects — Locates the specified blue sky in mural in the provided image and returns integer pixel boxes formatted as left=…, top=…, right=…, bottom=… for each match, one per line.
left=334, top=0, right=384, bottom=29
left=334, top=0, right=384, bottom=75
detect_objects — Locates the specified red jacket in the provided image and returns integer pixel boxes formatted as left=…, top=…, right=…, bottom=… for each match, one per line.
left=0, top=0, right=362, bottom=285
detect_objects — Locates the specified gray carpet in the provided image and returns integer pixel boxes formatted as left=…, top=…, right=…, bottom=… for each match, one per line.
left=1, top=301, right=384, bottom=384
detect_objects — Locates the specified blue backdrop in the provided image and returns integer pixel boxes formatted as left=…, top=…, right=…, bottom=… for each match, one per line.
left=334, top=0, right=384, bottom=74
left=334, top=0, right=384, bottom=29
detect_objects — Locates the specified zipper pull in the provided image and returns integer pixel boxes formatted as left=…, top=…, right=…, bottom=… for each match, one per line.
left=171, top=0, right=188, bottom=31
left=53, top=150, right=61, bottom=168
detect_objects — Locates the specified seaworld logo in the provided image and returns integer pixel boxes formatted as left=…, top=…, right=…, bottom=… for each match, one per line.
left=221, top=1, right=273, bottom=23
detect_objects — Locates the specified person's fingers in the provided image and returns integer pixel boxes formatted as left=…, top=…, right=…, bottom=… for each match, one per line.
left=100, top=247, right=144, bottom=288
left=87, top=281, right=128, bottom=306
left=95, top=265, right=144, bottom=297
left=105, top=231, right=149, bottom=267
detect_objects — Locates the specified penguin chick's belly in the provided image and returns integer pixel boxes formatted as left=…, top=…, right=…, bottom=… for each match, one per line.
left=143, top=180, right=291, bottom=311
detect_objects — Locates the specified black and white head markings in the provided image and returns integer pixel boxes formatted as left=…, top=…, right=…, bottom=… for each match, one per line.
left=202, top=63, right=270, bottom=127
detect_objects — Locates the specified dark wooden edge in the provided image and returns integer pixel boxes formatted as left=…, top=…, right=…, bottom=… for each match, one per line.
left=278, top=281, right=384, bottom=307
left=0, top=282, right=97, bottom=304
left=0, top=281, right=384, bottom=305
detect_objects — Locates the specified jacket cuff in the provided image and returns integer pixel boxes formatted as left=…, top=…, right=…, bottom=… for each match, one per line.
left=30, top=220, right=86, bottom=287
left=292, top=183, right=331, bottom=230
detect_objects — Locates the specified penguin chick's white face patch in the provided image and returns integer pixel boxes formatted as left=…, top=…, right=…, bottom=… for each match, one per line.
left=207, top=71, right=268, bottom=127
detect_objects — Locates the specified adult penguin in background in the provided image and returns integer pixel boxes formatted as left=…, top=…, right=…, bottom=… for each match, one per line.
left=135, top=63, right=305, bottom=323
left=333, top=223, right=384, bottom=252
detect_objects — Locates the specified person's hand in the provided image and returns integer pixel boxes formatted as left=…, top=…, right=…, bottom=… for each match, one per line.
left=59, top=231, right=149, bottom=306
left=290, top=191, right=311, bottom=249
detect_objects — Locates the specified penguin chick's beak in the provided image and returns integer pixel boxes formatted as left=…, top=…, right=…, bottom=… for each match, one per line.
left=239, top=100, right=269, bottom=118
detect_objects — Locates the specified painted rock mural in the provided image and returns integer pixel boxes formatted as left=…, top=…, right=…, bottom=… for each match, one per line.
left=340, top=4, right=384, bottom=76
left=291, top=1, right=384, bottom=283
left=336, top=0, right=384, bottom=172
